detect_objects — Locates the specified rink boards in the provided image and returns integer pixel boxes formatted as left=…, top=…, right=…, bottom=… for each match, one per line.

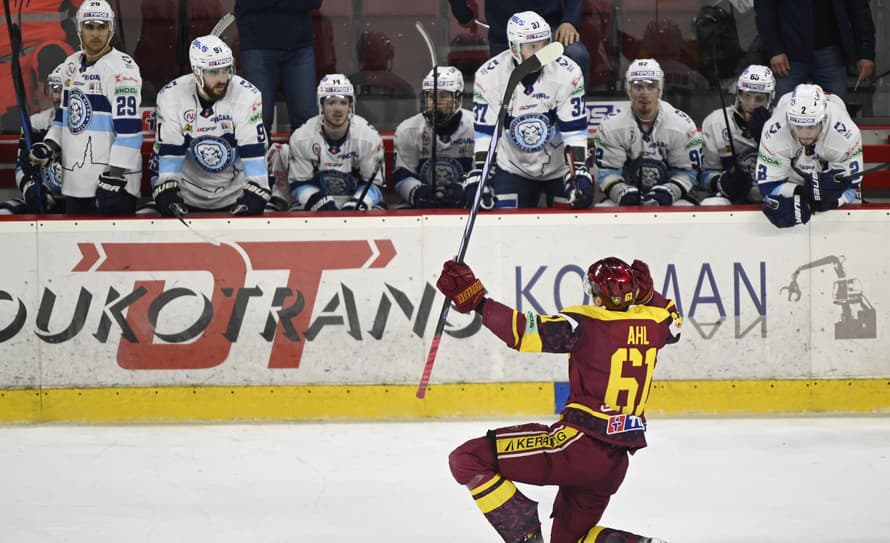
left=1, top=207, right=889, bottom=422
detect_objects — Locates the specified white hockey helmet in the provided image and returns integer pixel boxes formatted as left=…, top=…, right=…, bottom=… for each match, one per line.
left=76, top=0, right=115, bottom=48
left=47, top=63, right=64, bottom=88
left=421, top=66, right=464, bottom=124
left=625, top=58, right=664, bottom=95
left=506, top=11, right=552, bottom=64
left=190, top=35, right=234, bottom=73
left=317, top=73, right=355, bottom=114
left=736, top=65, right=775, bottom=104
left=787, top=84, right=828, bottom=127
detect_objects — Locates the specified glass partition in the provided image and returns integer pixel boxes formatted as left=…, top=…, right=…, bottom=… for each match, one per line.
left=1, top=0, right=887, bottom=135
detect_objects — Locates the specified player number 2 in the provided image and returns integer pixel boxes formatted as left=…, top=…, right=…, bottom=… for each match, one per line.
left=604, top=347, right=656, bottom=416
left=115, top=95, right=136, bottom=116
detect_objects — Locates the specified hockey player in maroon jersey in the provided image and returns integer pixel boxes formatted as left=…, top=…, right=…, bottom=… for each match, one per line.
left=437, top=257, right=681, bottom=543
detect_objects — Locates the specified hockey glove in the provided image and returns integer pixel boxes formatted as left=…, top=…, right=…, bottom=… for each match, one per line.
left=747, top=107, right=771, bottom=144
left=300, top=191, right=338, bottom=212
left=409, top=184, right=439, bottom=208
left=563, top=165, right=594, bottom=209
left=231, top=181, right=271, bottom=215
left=762, top=185, right=812, bottom=228
left=19, top=175, right=56, bottom=214
left=714, top=168, right=754, bottom=200
left=642, top=185, right=675, bottom=206
left=152, top=179, right=185, bottom=217
left=807, top=169, right=846, bottom=212
left=435, top=181, right=466, bottom=209
left=631, top=259, right=654, bottom=305
left=436, top=259, right=486, bottom=313
left=608, top=182, right=641, bottom=206
left=28, top=142, right=56, bottom=167
left=96, top=173, right=137, bottom=216
left=462, top=169, right=497, bottom=210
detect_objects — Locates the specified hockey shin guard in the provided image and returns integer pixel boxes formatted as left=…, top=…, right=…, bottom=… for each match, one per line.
left=470, top=473, right=540, bottom=543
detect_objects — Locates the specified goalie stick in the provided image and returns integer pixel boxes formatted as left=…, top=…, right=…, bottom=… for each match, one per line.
left=3, top=0, right=46, bottom=213
left=416, top=41, right=565, bottom=399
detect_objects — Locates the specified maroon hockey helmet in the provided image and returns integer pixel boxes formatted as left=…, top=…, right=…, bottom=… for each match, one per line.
left=586, top=257, right=638, bottom=310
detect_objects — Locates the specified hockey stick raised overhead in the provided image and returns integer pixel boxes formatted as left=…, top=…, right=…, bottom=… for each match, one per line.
left=416, top=41, right=565, bottom=399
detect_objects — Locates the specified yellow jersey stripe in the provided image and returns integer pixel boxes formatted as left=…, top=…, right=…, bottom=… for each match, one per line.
left=581, top=526, right=607, bottom=542
left=519, top=311, right=543, bottom=352
left=562, top=304, right=671, bottom=322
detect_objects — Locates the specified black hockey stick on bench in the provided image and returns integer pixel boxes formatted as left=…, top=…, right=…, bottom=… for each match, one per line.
left=416, top=41, right=565, bottom=399
left=4, top=0, right=46, bottom=213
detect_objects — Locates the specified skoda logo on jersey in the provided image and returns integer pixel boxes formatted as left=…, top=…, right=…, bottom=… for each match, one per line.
left=67, top=89, right=92, bottom=134
left=420, top=158, right=463, bottom=186
left=317, top=170, right=357, bottom=196
left=189, top=135, right=235, bottom=173
left=507, top=113, right=553, bottom=153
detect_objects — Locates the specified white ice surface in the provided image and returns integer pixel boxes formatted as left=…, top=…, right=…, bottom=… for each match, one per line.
left=2, top=416, right=889, bottom=542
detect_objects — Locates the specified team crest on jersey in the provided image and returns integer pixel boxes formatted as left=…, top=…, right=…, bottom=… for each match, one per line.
left=67, top=89, right=92, bottom=134
left=507, top=113, right=553, bottom=152
left=420, top=157, right=464, bottom=186
left=189, top=135, right=235, bottom=173
left=316, top=170, right=357, bottom=195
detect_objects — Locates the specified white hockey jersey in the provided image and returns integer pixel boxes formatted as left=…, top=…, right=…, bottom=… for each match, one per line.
left=287, top=115, right=385, bottom=210
left=392, top=110, right=474, bottom=203
left=16, top=108, right=63, bottom=195
left=757, top=93, right=862, bottom=206
left=155, top=74, right=268, bottom=210
left=700, top=106, right=759, bottom=200
left=594, top=99, right=700, bottom=196
left=473, top=50, right=587, bottom=180
left=47, top=49, right=143, bottom=198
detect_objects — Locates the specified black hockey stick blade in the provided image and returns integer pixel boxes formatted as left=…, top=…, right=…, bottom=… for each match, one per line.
left=416, top=41, right=564, bottom=399
left=837, top=162, right=890, bottom=183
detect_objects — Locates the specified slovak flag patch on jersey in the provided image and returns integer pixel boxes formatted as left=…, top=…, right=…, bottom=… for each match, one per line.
left=606, top=414, right=646, bottom=435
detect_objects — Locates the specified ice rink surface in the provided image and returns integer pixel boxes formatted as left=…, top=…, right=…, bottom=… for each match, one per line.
left=2, top=416, right=889, bottom=542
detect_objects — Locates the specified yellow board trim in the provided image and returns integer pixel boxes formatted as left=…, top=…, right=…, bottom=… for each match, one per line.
left=647, top=379, right=890, bottom=415
left=0, top=383, right=553, bottom=424
left=1, top=379, right=889, bottom=423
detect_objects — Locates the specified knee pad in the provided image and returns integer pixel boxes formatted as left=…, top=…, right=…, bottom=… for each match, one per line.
left=448, top=436, right=497, bottom=486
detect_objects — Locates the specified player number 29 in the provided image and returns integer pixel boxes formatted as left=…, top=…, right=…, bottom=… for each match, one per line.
left=115, top=95, right=136, bottom=116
